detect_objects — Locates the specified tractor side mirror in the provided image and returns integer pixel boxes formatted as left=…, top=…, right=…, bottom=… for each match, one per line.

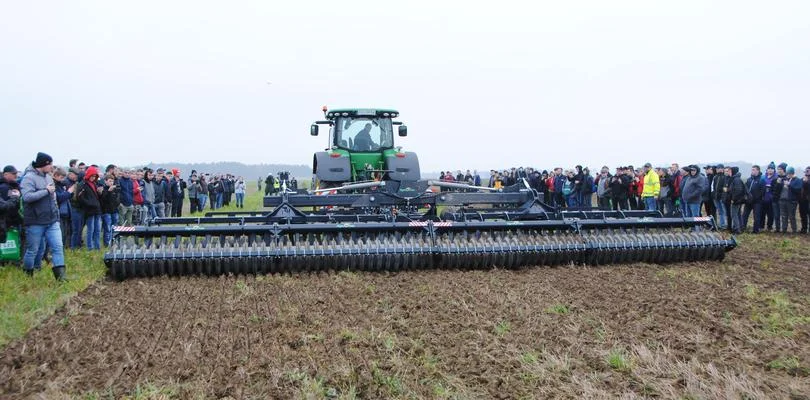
left=310, top=124, right=319, bottom=136
left=398, top=125, right=408, bottom=137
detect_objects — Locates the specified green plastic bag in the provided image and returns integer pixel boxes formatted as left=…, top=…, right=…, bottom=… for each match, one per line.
left=0, top=228, right=22, bottom=263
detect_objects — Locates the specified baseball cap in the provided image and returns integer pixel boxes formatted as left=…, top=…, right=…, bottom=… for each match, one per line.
left=3, top=165, right=17, bottom=174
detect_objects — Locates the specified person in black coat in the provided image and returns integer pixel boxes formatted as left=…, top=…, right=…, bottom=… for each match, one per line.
left=728, top=166, right=746, bottom=234
left=100, top=174, right=121, bottom=246
left=609, top=167, right=631, bottom=210
left=742, top=165, right=766, bottom=233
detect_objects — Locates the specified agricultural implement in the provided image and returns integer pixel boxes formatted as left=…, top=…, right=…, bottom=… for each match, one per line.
left=104, top=108, right=736, bottom=279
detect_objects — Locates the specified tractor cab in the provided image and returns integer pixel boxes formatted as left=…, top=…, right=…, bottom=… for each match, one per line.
left=310, top=108, right=418, bottom=186
left=311, top=108, right=406, bottom=151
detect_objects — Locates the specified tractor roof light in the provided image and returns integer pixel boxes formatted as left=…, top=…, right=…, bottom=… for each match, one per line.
left=342, top=112, right=349, bottom=116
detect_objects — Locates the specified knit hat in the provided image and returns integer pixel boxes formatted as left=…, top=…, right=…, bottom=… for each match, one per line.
left=778, top=162, right=788, bottom=171
left=32, top=152, right=53, bottom=168
left=172, top=168, right=180, bottom=176
left=767, top=162, right=776, bottom=170
left=2, top=165, right=17, bottom=174
left=731, top=166, right=739, bottom=175
left=715, top=163, right=724, bottom=169
left=787, top=166, right=795, bottom=175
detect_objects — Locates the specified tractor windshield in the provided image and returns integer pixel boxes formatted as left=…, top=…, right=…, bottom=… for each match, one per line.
left=333, top=117, right=394, bottom=152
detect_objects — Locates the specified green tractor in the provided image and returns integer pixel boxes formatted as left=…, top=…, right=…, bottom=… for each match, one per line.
left=309, top=107, right=420, bottom=191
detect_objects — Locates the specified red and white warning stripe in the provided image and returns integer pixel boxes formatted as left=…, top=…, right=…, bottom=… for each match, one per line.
left=114, top=226, right=136, bottom=232
left=694, top=217, right=711, bottom=222
left=408, top=221, right=453, bottom=227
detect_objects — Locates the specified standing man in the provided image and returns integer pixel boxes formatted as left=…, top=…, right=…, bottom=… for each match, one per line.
left=117, top=170, right=135, bottom=226
left=712, top=164, right=728, bottom=230
left=641, top=163, right=660, bottom=211
left=670, top=163, right=684, bottom=216
left=188, top=173, right=200, bottom=214
left=728, top=166, right=746, bottom=234
left=0, top=165, right=23, bottom=232
left=609, top=167, right=631, bottom=210
left=777, top=167, right=802, bottom=233
left=741, top=165, right=765, bottom=233
left=170, top=169, right=185, bottom=217
left=595, top=167, right=612, bottom=210
left=20, top=152, right=66, bottom=280
left=761, top=162, right=778, bottom=231
left=800, top=166, right=810, bottom=234
left=702, top=166, right=716, bottom=219
left=682, top=165, right=707, bottom=218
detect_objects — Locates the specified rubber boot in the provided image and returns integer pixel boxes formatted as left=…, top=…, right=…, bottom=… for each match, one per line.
left=52, top=266, right=67, bottom=282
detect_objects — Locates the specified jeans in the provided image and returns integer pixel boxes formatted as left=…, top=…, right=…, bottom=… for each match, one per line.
left=799, top=199, right=809, bottom=233
left=597, top=196, right=611, bottom=210
left=580, top=193, right=592, bottom=208
left=236, top=193, right=245, bottom=208
left=69, top=207, right=85, bottom=249
left=23, top=222, right=65, bottom=271
left=686, top=202, right=701, bottom=218
left=566, top=194, right=578, bottom=208
left=779, top=200, right=797, bottom=233
left=154, top=202, right=166, bottom=218
left=659, top=198, right=675, bottom=216
left=760, top=200, right=774, bottom=231
left=172, top=198, right=183, bottom=217
left=772, top=200, right=781, bottom=231
left=118, top=204, right=134, bottom=226
left=189, top=197, right=199, bottom=214
left=215, top=193, right=223, bottom=209
left=643, top=196, right=657, bottom=211
left=143, top=203, right=156, bottom=224
left=742, top=202, right=762, bottom=233
left=612, top=198, right=628, bottom=211
left=198, top=194, right=208, bottom=211
left=85, top=214, right=102, bottom=250
left=59, top=216, right=71, bottom=248
left=714, top=199, right=727, bottom=229
left=730, top=203, right=743, bottom=233
left=704, top=199, right=716, bottom=220
left=101, top=213, right=113, bottom=246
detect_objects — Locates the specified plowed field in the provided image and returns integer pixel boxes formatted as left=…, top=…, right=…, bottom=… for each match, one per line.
left=2, top=235, right=809, bottom=399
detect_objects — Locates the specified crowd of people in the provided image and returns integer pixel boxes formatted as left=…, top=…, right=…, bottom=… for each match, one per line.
left=446, top=163, right=810, bottom=235
left=3, top=152, right=809, bottom=281
left=0, top=152, right=247, bottom=280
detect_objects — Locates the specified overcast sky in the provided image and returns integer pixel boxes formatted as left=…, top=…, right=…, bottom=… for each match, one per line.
left=2, top=1, right=809, bottom=173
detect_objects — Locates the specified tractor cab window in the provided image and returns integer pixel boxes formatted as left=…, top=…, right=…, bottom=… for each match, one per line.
left=334, top=117, right=393, bottom=151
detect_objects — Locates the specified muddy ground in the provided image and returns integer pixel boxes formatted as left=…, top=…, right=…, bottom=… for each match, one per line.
left=2, top=234, right=809, bottom=399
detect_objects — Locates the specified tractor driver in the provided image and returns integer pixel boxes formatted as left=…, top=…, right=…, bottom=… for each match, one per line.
left=353, top=123, right=375, bottom=151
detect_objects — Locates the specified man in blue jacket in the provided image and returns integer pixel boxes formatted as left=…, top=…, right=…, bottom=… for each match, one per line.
left=20, top=152, right=67, bottom=280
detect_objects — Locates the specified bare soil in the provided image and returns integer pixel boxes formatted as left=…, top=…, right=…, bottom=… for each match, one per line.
left=2, top=234, right=809, bottom=399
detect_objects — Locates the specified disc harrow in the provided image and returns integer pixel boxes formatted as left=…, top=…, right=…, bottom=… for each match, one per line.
left=104, top=216, right=736, bottom=280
